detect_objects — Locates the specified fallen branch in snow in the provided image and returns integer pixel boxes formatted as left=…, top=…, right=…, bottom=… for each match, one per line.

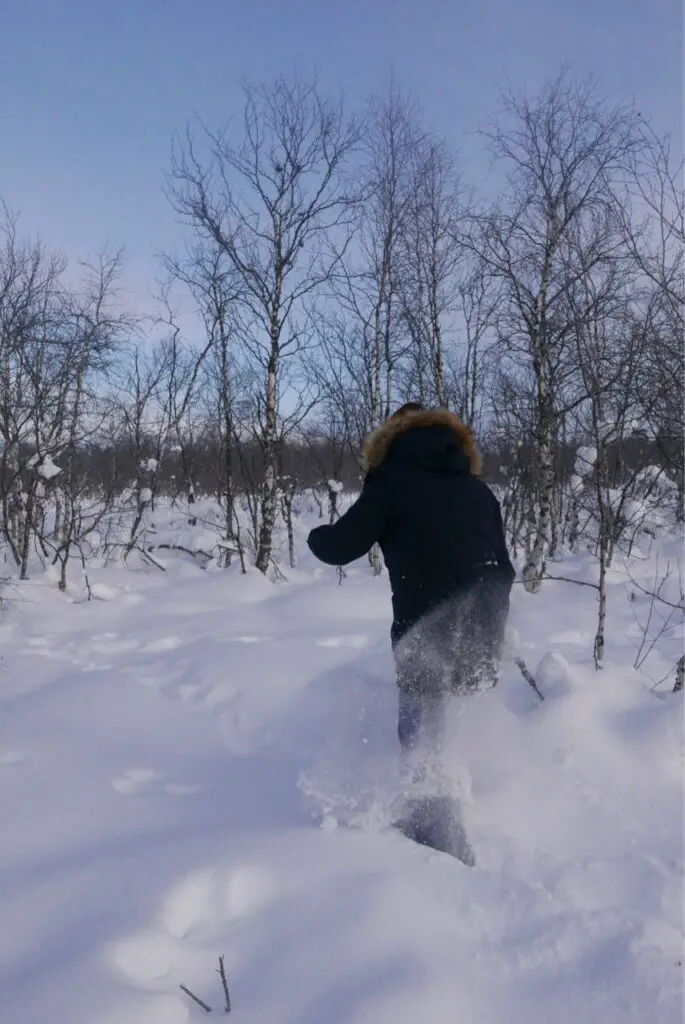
left=217, top=955, right=232, bottom=1013
left=538, top=574, right=600, bottom=591
left=150, top=543, right=214, bottom=564
left=179, top=983, right=212, bottom=1013
left=514, top=657, right=545, bottom=701
left=136, top=546, right=167, bottom=572
left=107, top=540, right=168, bottom=572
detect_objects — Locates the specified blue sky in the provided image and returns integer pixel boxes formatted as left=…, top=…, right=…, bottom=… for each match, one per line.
left=2, top=0, right=682, bottom=312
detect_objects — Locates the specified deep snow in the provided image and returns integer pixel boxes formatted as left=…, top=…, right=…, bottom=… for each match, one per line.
left=0, top=508, right=682, bottom=1023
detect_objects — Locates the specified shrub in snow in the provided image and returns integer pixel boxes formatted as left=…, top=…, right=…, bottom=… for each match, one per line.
left=326, top=479, right=345, bottom=523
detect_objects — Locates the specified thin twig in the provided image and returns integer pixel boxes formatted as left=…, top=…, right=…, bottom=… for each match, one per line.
left=270, top=558, right=288, bottom=583
left=515, top=657, right=545, bottom=701
left=179, top=983, right=213, bottom=1013
left=217, top=955, right=232, bottom=1013
left=623, top=559, right=684, bottom=612
left=104, top=540, right=167, bottom=572
left=626, top=555, right=681, bottom=672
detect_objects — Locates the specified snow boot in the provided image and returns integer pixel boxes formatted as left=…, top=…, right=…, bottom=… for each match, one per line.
left=394, top=795, right=475, bottom=866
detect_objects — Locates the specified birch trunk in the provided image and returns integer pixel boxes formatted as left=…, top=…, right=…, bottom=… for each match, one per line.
left=432, top=319, right=445, bottom=407
left=592, top=398, right=610, bottom=667
left=218, top=322, right=234, bottom=568
left=19, top=482, right=36, bottom=581
left=674, top=655, right=684, bottom=693
left=256, top=342, right=279, bottom=575
left=522, top=287, right=556, bottom=593
left=522, top=442, right=554, bottom=593
left=53, top=493, right=63, bottom=541
left=593, top=527, right=608, bottom=667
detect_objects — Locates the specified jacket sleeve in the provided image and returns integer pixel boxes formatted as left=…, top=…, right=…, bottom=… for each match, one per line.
left=307, top=475, right=385, bottom=566
left=492, top=498, right=516, bottom=582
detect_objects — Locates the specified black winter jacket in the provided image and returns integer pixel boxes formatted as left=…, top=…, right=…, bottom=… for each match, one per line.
left=307, top=409, right=515, bottom=644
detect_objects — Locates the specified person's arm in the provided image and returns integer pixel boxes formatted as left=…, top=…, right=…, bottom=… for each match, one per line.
left=492, top=498, right=516, bottom=582
left=307, top=474, right=385, bottom=566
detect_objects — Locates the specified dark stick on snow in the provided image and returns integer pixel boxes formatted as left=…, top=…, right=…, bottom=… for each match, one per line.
left=534, top=574, right=600, bottom=591
left=179, top=984, right=213, bottom=1013
left=515, top=657, right=545, bottom=701
left=217, top=955, right=232, bottom=1013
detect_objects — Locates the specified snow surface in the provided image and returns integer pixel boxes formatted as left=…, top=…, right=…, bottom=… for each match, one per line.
left=0, top=511, right=683, bottom=1023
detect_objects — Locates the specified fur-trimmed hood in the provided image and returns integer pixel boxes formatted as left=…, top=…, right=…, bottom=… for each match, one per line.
left=363, top=408, right=483, bottom=476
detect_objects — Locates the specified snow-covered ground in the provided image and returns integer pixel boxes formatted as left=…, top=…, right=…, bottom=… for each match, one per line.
left=1, top=503, right=683, bottom=1023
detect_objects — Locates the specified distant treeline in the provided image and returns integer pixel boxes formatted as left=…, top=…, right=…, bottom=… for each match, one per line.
left=9, top=430, right=676, bottom=501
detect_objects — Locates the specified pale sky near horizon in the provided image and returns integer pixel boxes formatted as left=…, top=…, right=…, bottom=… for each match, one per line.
left=2, top=0, right=682, bottom=320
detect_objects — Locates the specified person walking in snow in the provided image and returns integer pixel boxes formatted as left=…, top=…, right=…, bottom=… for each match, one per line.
left=307, top=403, right=515, bottom=863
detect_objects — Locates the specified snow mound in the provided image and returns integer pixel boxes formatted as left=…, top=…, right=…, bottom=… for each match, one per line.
left=536, top=650, right=573, bottom=699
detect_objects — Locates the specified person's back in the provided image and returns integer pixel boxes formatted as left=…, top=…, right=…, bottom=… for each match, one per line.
left=361, top=408, right=513, bottom=646
left=307, top=404, right=515, bottom=864
left=308, top=406, right=514, bottom=671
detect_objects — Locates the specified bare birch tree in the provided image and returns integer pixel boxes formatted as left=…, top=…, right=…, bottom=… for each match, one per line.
left=184, top=247, right=246, bottom=564
left=622, top=126, right=684, bottom=509
left=471, top=71, right=641, bottom=593
left=168, top=76, right=362, bottom=574
left=0, top=209, right=66, bottom=564
left=397, top=138, right=464, bottom=407
left=453, top=254, right=499, bottom=431
left=338, top=84, right=423, bottom=428
left=55, top=252, right=132, bottom=580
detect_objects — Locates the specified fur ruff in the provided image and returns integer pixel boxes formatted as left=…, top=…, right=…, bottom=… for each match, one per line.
left=363, top=408, right=483, bottom=476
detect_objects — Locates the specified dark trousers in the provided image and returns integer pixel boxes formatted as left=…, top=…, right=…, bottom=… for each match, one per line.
left=396, top=688, right=451, bottom=792
left=395, top=688, right=475, bottom=864
left=393, top=571, right=511, bottom=698
left=397, top=689, right=446, bottom=756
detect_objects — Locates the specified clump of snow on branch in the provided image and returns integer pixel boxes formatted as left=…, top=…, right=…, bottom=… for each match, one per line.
left=27, top=454, right=62, bottom=480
